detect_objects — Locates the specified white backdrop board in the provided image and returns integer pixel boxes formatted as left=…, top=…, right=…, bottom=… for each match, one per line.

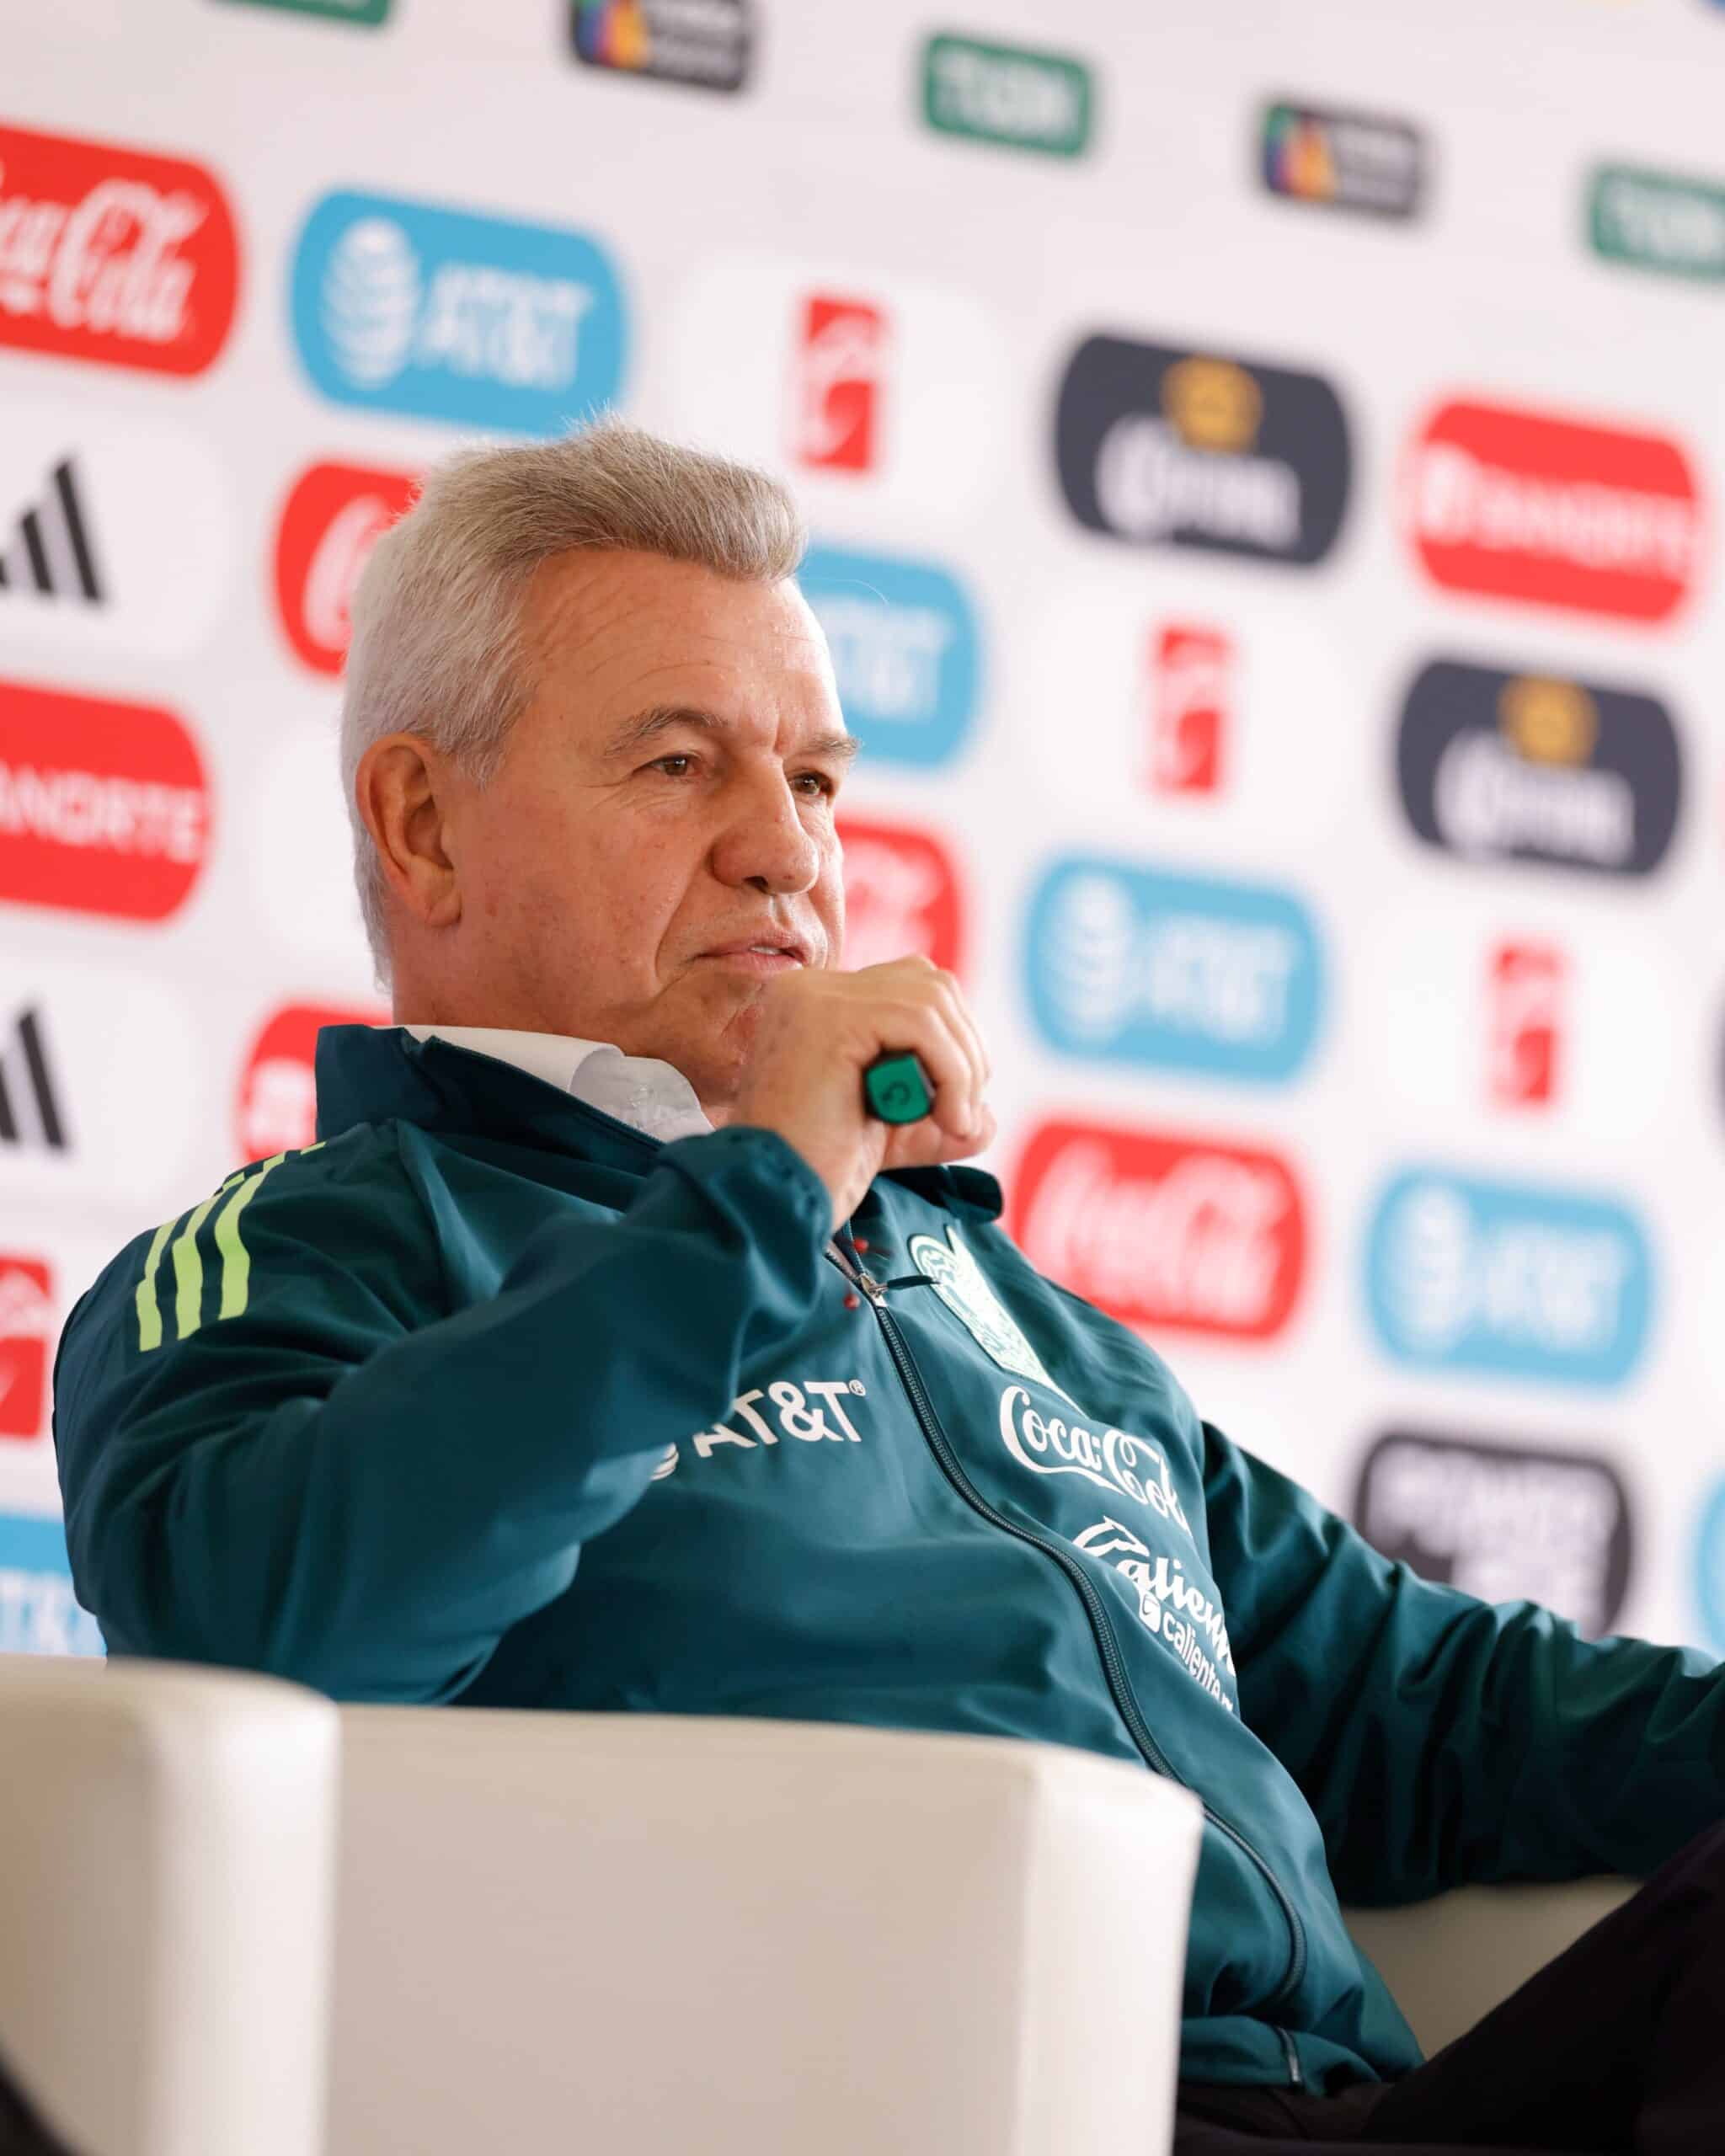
left=6, top=0, right=1725, bottom=1665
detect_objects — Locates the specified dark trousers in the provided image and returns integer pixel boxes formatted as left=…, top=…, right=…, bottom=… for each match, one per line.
left=1175, top=1821, right=1725, bottom=2155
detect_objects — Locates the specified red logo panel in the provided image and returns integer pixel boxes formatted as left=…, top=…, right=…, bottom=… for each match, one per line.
left=0, top=1256, right=52, bottom=1440
left=838, top=816, right=964, bottom=974
left=1009, top=1119, right=1306, bottom=1341
left=0, top=123, right=239, bottom=376
left=0, top=680, right=211, bottom=921
left=1405, top=399, right=1701, bottom=623
left=792, top=294, right=887, bottom=472
left=236, top=1003, right=387, bottom=1161
left=1146, top=624, right=1231, bottom=794
left=1487, top=940, right=1565, bottom=1108
left=275, top=461, right=419, bottom=676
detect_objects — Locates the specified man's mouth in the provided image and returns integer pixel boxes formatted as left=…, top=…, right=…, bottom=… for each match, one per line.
left=697, top=933, right=810, bottom=973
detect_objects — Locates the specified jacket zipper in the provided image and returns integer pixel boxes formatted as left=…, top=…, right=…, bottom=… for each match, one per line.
left=831, top=1246, right=1309, bottom=2031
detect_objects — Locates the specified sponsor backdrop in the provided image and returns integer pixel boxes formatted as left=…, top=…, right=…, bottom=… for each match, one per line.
left=5, top=0, right=1725, bottom=1663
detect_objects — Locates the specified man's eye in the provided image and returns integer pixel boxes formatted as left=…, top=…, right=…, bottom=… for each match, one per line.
left=649, top=755, right=697, bottom=777
left=793, top=771, right=836, bottom=798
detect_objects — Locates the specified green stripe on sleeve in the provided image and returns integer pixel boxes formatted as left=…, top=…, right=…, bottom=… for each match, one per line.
left=213, top=1150, right=291, bottom=1321
left=134, top=1216, right=178, bottom=1354
left=170, top=1192, right=224, bottom=1343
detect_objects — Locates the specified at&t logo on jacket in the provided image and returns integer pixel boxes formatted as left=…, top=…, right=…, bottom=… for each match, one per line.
left=290, top=190, right=628, bottom=432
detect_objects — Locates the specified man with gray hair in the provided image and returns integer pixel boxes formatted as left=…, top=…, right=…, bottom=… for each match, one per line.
left=51, top=419, right=1725, bottom=2153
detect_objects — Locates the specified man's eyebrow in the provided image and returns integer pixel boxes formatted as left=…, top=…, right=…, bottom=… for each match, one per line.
left=601, top=703, right=860, bottom=766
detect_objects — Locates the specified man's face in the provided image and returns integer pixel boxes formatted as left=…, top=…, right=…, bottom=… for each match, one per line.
left=435, top=547, right=854, bottom=1112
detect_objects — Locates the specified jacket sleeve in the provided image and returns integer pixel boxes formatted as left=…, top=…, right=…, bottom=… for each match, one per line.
left=1202, top=1421, right=1725, bottom=1904
left=51, top=1120, right=831, bottom=1704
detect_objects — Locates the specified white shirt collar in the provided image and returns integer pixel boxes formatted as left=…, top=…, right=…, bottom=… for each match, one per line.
left=398, top=1025, right=713, bottom=1146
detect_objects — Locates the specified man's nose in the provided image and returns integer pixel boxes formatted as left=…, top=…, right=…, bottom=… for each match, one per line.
left=710, top=773, right=821, bottom=895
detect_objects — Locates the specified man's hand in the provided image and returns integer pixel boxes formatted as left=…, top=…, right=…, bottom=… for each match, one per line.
left=729, top=957, right=996, bottom=1230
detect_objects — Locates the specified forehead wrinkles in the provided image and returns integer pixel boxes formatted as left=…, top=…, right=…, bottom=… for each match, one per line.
left=523, top=552, right=821, bottom=713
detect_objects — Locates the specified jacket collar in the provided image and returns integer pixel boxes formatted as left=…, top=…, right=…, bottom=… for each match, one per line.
left=313, top=1024, right=1003, bottom=1221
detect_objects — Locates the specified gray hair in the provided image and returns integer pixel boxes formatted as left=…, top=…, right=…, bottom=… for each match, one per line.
left=339, top=414, right=807, bottom=988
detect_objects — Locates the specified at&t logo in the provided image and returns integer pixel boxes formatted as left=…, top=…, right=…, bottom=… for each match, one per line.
left=1365, top=1168, right=1653, bottom=1388
left=1023, top=856, right=1324, bottom=1082
left=291, top=191, right=628, bottom=432
left=798, top=544, right=980, bottom=766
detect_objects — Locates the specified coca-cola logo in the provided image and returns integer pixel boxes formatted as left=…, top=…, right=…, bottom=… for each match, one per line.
left=1396, top=659, right=1681, bottom=878
left=1403, top=398, right=1704, bottom=623
left=837, top=815, right=964, bottom=974
left=0, top=1255, right=52, bottom=1441
left=1008, top=1118, right=1307, bottom=1340
left=996, top=1384, right=1193, bottom=1534
left=274, top=460, right=419, bottom=676
left=236, top=1002, right=385, bottom=1161
left=0, top=123, right=239, bottom=376
left=0, top=680, right=211, bottom=922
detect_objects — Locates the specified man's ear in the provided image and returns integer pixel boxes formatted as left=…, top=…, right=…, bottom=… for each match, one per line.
left=355, top=734, right=462, bottom=931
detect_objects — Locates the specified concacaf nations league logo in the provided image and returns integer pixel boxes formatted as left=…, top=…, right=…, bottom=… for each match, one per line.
left=1053, top=336, right=1351, bottom=564
left=291, top=191, right=628, bottom=432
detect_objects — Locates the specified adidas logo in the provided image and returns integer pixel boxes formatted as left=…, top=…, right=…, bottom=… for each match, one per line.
left=0, top=456, right=104, bottom=603
left=0, top=1009, right=69, bottom=1152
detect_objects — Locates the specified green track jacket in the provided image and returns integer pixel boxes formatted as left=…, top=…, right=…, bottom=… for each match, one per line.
left=52, top=1025, right=1725, bottom=2093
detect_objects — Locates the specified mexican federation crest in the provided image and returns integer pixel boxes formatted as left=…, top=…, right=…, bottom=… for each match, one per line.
left=906, top=1225, right=1076, bottom=1406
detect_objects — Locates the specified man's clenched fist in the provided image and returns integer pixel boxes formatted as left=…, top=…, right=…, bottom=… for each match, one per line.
left=726, top=957, right=996, bottom=1230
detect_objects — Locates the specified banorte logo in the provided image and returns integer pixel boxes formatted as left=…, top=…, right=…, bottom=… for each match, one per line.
left=0, top=680, right=211, bottom=922
left=1023, top=856, right=1325, bottom=1083
left=1009, top=1119, right=1306, bottom=1341
left=836, top=816, right=964, bottom=974
left=0, top=1256, right=52, bottom=1440
left=1396, top=660, right=1682, bottom=878
left=0, top=122, right=238, bottom=376
left=275, top=460, right=419, bottom=676
left=1403, top=398, right=1703, bottom=623
left=1365, top=1167, right=1653, bottom=1389
left=291, top=191, right=628, bottom=433
left=1054, top=336, right=1351, bottom=563
left=237, top=1003, right=385, bottom=1161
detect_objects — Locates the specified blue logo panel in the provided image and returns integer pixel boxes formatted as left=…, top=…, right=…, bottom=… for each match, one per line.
left=1022, top=857, right=1324, bottom=1081
left=0, top=1512, right=104, bottom=1657
left=798, top=545, right=980, bottom=768
left=291, top=189, right=628, bottom=433
left=1693, top=1479, right=1725, bottom=1653
left=1365, top=1169, right=1653, bottom=1390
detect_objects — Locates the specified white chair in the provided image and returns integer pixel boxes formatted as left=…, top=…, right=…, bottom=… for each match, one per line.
left=325, top=1710, right=1204, bottom=2156
left=1344, top=1876, right=1637, bottom=2057
left=0, top=1655, right=339, bottom=2156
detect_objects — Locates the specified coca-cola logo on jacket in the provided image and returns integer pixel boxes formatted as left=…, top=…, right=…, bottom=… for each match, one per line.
left=0, top=680, right=211, bottom=922
left=1396, top=659, right=1681, bottom=878
left=274, top=460, right=419, bottom=676
left=1008, top=1118, right=1308, bottom=1341
left=236, top=1002, right=386, bottom=1161
left=838, top=815, right=964, bottom=974
left=1403, top=398, right=1703, bottom=623
left=0, top=123, right=239, bottom=376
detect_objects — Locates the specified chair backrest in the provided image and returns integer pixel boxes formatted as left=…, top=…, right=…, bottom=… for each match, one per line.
left=1343, top=1877, right=1637, bottom=2057
left=327, top=1709, right=1204, bottom=2156
left=0, top=1655, right=339, bottom=2156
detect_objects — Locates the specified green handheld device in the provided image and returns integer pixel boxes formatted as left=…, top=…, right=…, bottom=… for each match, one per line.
left=863, top=1052, right=934, bottom=1124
